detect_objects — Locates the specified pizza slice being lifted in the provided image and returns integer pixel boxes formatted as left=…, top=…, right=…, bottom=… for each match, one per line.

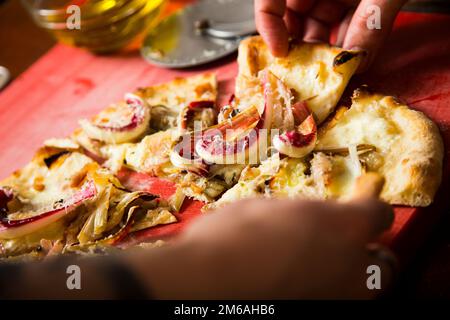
left=233, top=36, right=363, bottom=124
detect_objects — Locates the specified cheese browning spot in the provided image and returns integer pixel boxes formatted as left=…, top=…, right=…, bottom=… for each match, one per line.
left=333, top=51, right=361, bottom=68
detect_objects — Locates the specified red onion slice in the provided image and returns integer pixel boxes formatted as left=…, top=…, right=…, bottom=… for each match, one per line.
left=0, top=181, right=97, bottom=240
left=170, top=135, right=209, bottom=176
left=272, top=102, right=317, bottom=158
left=195, top=106, right=261, bottom=165
left=188, top=100, right=215, bottom=110
left=260, top=70, right=275, bottom=129
left=80, top=93, right=150, bottom=144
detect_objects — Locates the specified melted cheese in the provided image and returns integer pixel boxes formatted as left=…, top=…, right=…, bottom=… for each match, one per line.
left=125, top=129, right=175, bottom=174
left=316, top=102, right=400, bottom=152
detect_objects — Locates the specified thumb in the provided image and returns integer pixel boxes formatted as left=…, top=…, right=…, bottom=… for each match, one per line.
left=255, top=0, right=290, bottom=57
left=326, top=198, right=394, bottom=247
left=343, top=0, right=406, bottom=72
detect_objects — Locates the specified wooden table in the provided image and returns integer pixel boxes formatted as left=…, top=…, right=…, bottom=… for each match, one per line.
left=1, top=0, right=450, bottom=299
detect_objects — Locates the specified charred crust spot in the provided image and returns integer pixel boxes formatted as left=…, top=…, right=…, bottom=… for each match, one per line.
left=53, top=199, right=64, bottom=209
left=12, top=170, right=21, bottom=177
left=333, top=51, right=359, bottom=67
left=44, top=151, right=69, bottom=168
left=0, top=208, right=7, bottom=218
left=304, top=155, right=313, bottom=176
left=230, top=109, right=240, bottom=117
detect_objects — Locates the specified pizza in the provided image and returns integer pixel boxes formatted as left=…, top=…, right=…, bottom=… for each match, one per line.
left=0, top=143, right=176, bottom=259
left=0, top=36, right=444, bottom=259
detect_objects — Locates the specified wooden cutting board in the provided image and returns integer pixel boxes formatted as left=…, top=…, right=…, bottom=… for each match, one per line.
left=0, top=11, right=449, bottom=263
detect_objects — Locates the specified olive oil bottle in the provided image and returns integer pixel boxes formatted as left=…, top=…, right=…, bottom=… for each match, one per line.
left=22, top=0, right=167, bottom=53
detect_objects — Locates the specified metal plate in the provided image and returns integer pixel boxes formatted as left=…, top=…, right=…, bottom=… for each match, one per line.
left=141, top=0, right=255, bottom=68
left=0, top=66, right=10, bottom=91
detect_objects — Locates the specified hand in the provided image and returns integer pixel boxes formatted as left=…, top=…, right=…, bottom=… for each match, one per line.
left=141, top=198, right=395, bottom=299
left=0, top=198, right=395, bottom=299
left=255, top=0, right=407, bottom=72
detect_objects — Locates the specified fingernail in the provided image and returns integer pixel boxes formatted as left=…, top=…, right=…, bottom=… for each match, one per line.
left=349, top=47, right=371, bottom=73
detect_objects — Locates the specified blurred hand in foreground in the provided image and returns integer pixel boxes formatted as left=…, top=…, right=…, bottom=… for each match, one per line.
left=137, top=198, right=395, bottom=299
left=1, top=198, right=395, bottom=299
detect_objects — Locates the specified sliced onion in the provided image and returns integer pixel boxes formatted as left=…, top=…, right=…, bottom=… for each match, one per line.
left=80, top=93, right=150, bottom=144
left=195, top=106, right=261, bottom=165
left=291, top=101, right=311, bottom=124
left=260, top=70, right=275, bottom=129
left=260, top=70, right=295, bottom=131
left=0, top=181, right=97, bottom=240
left=272, top=102, right=317, bottom=158
left=170, top=135, right=209, bottom=176
left=347, top=144, right=363, bottom=177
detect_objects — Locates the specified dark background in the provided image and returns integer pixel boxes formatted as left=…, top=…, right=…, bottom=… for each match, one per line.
left=0, top=0, right=449, bottom=299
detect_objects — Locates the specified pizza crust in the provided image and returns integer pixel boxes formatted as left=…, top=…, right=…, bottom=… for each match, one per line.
left=316, top=87, right=444, bottom=206
left=137, top=73, right=217, bottom=111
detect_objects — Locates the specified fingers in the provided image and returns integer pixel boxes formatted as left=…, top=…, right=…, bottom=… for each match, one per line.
left=338, top=198, right=394, bottom=244
left=256, top=0, right=405, bottom=68
left=303, top=17, right=330, bottom=43
left=307, top=0, right=347, bottom=26
left=350, top=172, right=385, bottom=200
left=343, top=0, right=407, bottom=72
left=255, top=0, right=290, bottom=57
left=286, top=0, right=315, bottom=14
left=239, top=197, right=393, bottom=245
left=283, top=8, right=303, bottom=39
left=295, top=0, right=346, bottom=43
left=223, top=197, right=393, bottom=244
left=335, top=9, right=354, bottom=47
